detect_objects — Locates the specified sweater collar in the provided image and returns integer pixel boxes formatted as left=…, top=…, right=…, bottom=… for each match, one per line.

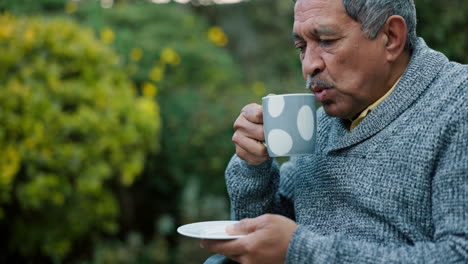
left=347, top=76, right=402, bottom=130
left=326, top=38, right=449, bottom=153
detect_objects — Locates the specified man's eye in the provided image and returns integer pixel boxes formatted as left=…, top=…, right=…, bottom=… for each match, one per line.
left=295, top=45, right=306, bottom=54
left=319, top=39, right=336, bottom=47
left=296, top=46, right=306, bottom=59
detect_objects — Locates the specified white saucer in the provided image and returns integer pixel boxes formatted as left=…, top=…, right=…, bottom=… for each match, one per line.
left=177, top=220, right=246, bottom=240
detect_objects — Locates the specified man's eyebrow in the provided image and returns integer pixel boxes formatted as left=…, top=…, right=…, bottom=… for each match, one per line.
left=292, top=26, right=338, bottom=40
left=313, top=26, right=337, bottom=36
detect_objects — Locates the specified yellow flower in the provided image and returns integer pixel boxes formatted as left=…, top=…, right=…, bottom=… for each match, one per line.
left=65, top=1, right=78, bottom=14
left=160, top=47, right=181, bottom=66
left=0, top=14, right=13, bottom=35
left=34, top=123, right=45, bottom=138
left=100, top=27, right=115, bottom=44
left=96, top=94, right=107, bottom=109
left=207, top=26, right=228, bottom=47
left=0, top=23, right=14, bottom=40
left=24, top=28, right=35, bottom=44
left=121, top=158, right=143, bottom=186
left=137, top=97, right=159, bottom=119
left=0, top=145, right=21, bottom=185
left=149, top=66, right=164, bottom=82
left=252, top=81, right=267, bottom=96
left=142, top=82, right=158, bottom=98
left=130, top=48, right=143, bottom=62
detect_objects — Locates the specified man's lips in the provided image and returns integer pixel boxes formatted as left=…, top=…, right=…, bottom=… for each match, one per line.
left=306, top=75, right=334, bottom=102
left=311, top=84, right=325, bottom=93
left=312, top=85, right=328, bottom=101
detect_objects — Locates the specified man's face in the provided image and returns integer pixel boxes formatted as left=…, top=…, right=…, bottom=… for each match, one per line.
left=293, top=0, right=390, bottom=119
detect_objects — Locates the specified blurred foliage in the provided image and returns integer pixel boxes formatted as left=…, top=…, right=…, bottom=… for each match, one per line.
left=0, top=0, right=466, bottom=263
left=0, top=13, right=159, bottom=262
left=0, top=0, right=64, bottom=14
left=415, top=0, right=468, bottom=63
left=90, top=232, right=170, bottom=264
left=192, top=0, right=303, bottom=93
left=69, top=2, right=248, bottom=263
left=2, top=1, right=249, bottom=263
left=71, top=0, right=249, bottom=192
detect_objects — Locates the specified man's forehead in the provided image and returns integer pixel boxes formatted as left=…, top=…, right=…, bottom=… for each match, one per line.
left=294, top=0, right=346, bottom=21
left=293, top=0, right=350, bottom=33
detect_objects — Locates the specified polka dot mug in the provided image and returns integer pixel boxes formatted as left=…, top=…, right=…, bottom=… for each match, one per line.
left=262, top=94, right=316, bottom=157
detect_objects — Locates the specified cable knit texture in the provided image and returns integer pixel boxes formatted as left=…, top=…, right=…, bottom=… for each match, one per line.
left=225, top=38, right=468, bottom=263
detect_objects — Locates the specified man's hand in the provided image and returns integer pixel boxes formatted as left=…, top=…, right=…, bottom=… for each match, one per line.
left=200, top=214, right=297, bottom=264
left=232, top=103, right=270, bottom=165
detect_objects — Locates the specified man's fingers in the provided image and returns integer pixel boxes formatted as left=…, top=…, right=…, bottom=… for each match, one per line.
left=233, top=115, right=264, bottom=141
left=232, top=133, right=267, bottom=156
left=202, top=215, right=296, bottom=263
left=240, top=103, right=263, bottom=124
left=226, top=214, right=281, bottom=235
left=232, top=103, right=269, bottom=164
left=200, top=238, right=245, bottom=257
left=235, top=145, right=269, bottom=165
left=226, top=218, right=261, bottom=235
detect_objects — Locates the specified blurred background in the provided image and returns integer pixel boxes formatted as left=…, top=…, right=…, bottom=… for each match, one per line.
left=0, top=0, right=466, bottom=263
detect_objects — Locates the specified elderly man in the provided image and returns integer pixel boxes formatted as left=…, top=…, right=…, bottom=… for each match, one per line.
left=202, top=0, right=467, bottom=263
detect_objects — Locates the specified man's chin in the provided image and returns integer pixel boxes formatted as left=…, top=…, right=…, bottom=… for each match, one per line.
left=322, top=104, right=354, bottom=120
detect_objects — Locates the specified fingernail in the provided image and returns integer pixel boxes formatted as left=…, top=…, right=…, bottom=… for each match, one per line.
left=225, top=224, right=237, bottom=235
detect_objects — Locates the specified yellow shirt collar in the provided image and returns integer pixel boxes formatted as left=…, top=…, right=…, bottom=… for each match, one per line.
left=349, top=77, right=402, bottom=130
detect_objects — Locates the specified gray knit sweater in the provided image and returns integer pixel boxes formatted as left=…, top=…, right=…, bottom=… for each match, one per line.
left=225, top=38, right=468, bottom=263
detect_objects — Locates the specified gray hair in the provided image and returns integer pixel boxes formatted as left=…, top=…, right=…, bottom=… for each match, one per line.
left=294, top=0, right=418, bottom=51
left=342, top=0, right=417, bottom=51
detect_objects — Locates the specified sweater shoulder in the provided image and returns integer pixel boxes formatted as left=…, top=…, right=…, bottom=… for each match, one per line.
left=431, top=61, right=468, bottom=108
left=412, top=60, right=468, bottom=131
left=440, top=61, right=468, bottom=87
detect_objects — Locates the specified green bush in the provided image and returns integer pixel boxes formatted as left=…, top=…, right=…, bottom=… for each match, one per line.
left=73, top=1, right=245, bottom=214
left=69, top=3, right=250, bottom=262
left=0, top=14, right=160, bottom=261
left=416, top=0, right=468, bottom=63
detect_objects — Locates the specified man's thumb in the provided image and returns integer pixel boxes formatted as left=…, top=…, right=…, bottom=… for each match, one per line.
left=225, top=218, right=256, bottom=235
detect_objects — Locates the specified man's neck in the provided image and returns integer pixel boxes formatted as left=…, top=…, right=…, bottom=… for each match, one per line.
left=387, top=50, right=411, bottom=91
left=347, top=51, right=411, bottom=123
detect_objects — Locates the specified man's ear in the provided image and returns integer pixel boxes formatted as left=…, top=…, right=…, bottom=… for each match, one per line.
left=381, top=15, right=407, bottom=62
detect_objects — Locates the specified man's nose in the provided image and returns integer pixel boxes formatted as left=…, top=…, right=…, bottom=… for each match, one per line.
left=302, top=46, right=325, bottom=79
